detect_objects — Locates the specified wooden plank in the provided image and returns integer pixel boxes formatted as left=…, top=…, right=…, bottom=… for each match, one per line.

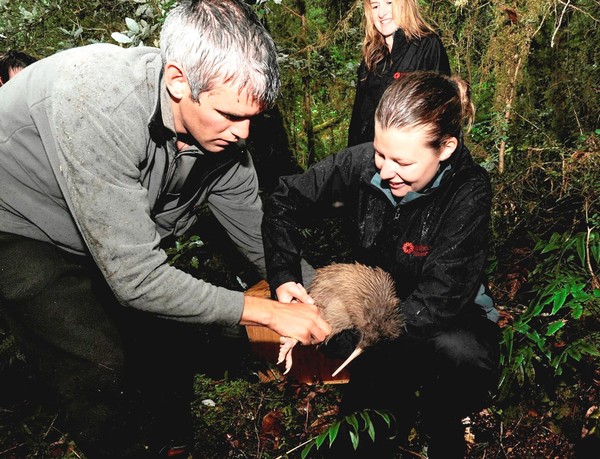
left=245, top=280, right=350, bottom=385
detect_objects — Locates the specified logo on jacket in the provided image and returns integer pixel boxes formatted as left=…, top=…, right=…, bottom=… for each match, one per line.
left=393, top=72, right=407, bottom=80
left=402, top=241, right=430, bottom=257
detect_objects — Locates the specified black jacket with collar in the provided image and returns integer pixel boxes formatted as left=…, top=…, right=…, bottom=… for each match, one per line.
left=262, top=140, right=493, bottom=339
left=347, top=29, right=451, bottom=147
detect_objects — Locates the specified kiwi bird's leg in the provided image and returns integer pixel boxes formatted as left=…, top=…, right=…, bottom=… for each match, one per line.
left=331, top=347, right=364, bottom=377
left=277, top=336, right=299, bottom=374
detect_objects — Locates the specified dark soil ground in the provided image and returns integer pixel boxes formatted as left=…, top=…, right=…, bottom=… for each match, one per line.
left=1, top=331, right=599, bottom=459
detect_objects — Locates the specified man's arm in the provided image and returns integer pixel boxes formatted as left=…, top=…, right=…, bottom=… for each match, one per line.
left=241, top=294, right=330, bottom=345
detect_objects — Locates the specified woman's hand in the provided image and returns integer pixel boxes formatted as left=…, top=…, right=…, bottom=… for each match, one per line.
left=275, top=281, right=314, bottom=304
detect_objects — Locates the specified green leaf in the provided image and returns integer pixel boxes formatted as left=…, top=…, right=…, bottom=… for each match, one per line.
left=545, top=320, right=566, bottom=336
left=570, top=285, right=590, bottom=300
left=540, top=233, right=561, bottom=253
left=111, top=31, right=133, bottom=43
left=577, top=341, right=600, bottom=356
left=551, top=350, right=567, bottom=369
left=373, top=409, right=392, bottom=428
left=359, top=411, right=375, bottom=442
left=516, top=363, right=525, bottom=386
left=301, top=441, right=314, bottom=459
left=550, top=288, right=568, bottom=314
left=575, top=234, right=586, bottom=266
left=328, top=421, right=341, bottom=446
left=591, top=240, right=600, bottom=263
left=346, top=414, right=359, bottom=432
left=513, top=352, right=525, bottom=367
left=125, top=17, right=139, bottom=33
left=525, top=329, right=545, bottom=350
left=502, top=328, right=514, bottom=357
left=514, top=321, right=531, bottom=334
left=571, top=304, right=583, bottom=319
left=524, top=358, right=536, bottom=383
left=349, top=430, right=359, bottom=450
left=567, top=346, right=582, bottom=361
left=530, top=301, right=546, bottom=317
left=315, top=429, right=328, bottom=448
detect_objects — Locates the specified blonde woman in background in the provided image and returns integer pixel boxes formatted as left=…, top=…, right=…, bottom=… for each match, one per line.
left=348, top=0, right=451, bottom=147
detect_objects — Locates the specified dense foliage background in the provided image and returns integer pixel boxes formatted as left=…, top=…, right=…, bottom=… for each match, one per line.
left=1, top=1, right=598, bottom=458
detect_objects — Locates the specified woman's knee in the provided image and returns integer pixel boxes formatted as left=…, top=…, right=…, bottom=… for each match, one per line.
left=431, top=325, right=499, bottom=378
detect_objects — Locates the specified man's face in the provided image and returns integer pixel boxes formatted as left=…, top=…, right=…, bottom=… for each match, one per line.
left=175, top=81, right=262, bottom=153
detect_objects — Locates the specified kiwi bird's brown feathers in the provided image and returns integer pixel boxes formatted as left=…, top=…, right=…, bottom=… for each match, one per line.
left=308, top=262, right=404, bottom=350
left=276, top=262, right=404, bottom=377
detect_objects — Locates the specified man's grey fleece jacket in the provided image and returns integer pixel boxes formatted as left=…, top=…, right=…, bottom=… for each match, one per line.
left=0, top=43, right=266, bottom=325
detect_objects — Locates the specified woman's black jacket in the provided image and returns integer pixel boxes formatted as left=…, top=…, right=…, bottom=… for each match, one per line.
left=262, top=141, right=495, bottom=340
left=347, top=29, right=450, bottom=147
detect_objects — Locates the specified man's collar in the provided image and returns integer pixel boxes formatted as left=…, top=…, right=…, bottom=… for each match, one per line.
left=148, top=72, right=176, bottom=145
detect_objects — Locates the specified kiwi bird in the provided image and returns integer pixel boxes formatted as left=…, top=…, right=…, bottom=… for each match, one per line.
left=277, top=262, right=404, bottom=377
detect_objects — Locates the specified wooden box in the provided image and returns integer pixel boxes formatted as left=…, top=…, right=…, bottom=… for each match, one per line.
left=244, top=280, right=350, bottom=385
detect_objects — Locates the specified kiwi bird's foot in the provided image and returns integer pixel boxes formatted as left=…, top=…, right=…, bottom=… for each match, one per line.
left=277, top=336, right=298, bottom=374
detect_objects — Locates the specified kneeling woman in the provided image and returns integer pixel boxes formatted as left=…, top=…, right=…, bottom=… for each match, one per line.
left=262, top=71, right=500, bottom=458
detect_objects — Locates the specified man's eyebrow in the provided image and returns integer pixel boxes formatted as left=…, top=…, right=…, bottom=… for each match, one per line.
left=216, top=109, right=249, bottom=121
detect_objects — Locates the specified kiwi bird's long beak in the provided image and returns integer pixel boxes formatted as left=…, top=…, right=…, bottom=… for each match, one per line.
left=331, top=347, right=363, bottom=377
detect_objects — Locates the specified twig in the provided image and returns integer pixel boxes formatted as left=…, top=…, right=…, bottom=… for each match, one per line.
left=559, top=0, right=600, bottom=22
left=498, top=54, right=522, bottom=173
left=397, top=444, right=428, bottom=458
left=42, top=413, right=59, bottom=440
left=250, top=395, right=265, bottom=459
left=513, top=414, right=524, bottom=430
left=565, top=82, right=584, bottom=135
left=275, top=437, right=314, bottom=459
left=585, top=203, right=600, bottom=289
left=0, top=442, right=27, bottom=456
left=551, top=0, right=571, bottom=48
left=303, top=398, right=310, bottom=432
left=515, top=113, right=556, bottom=145
left=314, top=117, right=343, bottom=134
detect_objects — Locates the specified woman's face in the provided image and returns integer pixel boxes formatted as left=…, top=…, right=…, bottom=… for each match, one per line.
left=370, top=1, right=397, bottom=39
left=373, top=123, right=456, bottom=198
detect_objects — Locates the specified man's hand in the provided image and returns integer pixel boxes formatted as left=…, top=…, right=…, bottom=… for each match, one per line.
left=240, top=295, right=331, bottom=346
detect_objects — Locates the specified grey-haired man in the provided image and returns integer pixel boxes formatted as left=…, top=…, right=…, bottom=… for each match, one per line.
left=0, top=1, right=330, bottom=457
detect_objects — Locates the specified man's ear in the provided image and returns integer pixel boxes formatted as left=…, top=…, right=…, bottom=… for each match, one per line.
left=163, top=62, right=189, bottom=101
left=439, top=136, right=458, bottom=161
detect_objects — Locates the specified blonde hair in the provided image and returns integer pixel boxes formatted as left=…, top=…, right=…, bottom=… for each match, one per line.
left=375, top=71, right=475, bottom=149
left=362, top=0, right=436, bottom=72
